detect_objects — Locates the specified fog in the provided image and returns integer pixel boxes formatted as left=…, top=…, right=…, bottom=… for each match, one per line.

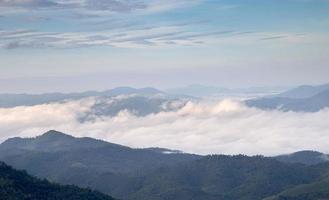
left=1, top=98, right=329, bottom=156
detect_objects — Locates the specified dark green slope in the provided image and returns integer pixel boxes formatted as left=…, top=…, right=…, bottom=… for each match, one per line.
left=264, top=165, right=329, bottom=200
left=125, top=155, right=324, bottom=200
left=0, top=161, right=116, bottom=200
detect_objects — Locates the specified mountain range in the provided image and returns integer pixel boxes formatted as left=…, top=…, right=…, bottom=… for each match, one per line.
left=1, top=84, right=329, bottom=115
left=1, top=130, right=329, bottom=200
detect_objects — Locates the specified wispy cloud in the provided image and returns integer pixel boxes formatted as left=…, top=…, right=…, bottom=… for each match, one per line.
left=0, top=0, right=60, bottom=9
left=0, top=0, right=202, bottom=13
left=260, top=36, right=288, bottom=41
left=84, top=0, right=147, bottom=12
left=0, top=0, right=212, bottom=49
left=0, top=28, right=314, bottom=49
left=0, top=25, right=231, bottom=49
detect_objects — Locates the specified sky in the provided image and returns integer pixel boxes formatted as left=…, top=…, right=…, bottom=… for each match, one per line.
left=1, top=0, right=329, bottom=92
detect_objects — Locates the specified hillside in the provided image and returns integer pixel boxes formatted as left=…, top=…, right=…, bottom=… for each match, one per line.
left=0, top=161, right=116, bottom=200
left=264, top=171, right=329, bottom=200
left=125, top=155, right=325, bottom=200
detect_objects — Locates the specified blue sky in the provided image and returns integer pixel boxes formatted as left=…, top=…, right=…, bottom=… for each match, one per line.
left=1, top=0, right=329, bottom=92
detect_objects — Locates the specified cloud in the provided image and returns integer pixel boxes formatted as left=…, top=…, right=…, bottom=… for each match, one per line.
left=84, top=0, right=146, bottom=12
left=1, top=98, right=329, bottom=156
left=0, top=26, right=231, bottom=49
left=0, top=26, right=313, bottom=50
left=0, top=0, right=60, bottom=9
left=0, top=0, right=201, bottom=13
left=260, top=36, right=287, bottom=41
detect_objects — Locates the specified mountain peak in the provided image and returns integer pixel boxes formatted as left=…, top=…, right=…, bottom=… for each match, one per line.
left=40, top=130, right=74, bottom=139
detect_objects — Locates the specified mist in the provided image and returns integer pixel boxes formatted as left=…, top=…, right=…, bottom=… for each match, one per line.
left=1, top=98, right=329, bottom=156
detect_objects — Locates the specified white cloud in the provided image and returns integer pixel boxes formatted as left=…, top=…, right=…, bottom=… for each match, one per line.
left=0, top=98, right=329, bottom=156
left=0, top=26, right=202, bottom=49
left=0, top=0, right=202, bottom=13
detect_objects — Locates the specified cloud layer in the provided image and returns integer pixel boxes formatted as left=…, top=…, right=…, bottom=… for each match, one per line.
left=1, top=98, right=329, bottom=156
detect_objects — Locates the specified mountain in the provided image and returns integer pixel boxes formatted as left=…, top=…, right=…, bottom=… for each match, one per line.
left=0, top=130, right=199, bottom=174
left=0, top=87, right=164, bottom=108
left=275, top=151, right=329, bottom=166
left=246, top=87, right=329, bottom=112
left=0, top=130, right=200, bottom=198
left=0, top=161, right=116, bottom=200
left=2, top=131, right=329, bottom=200
left=276, top=83, right=329, bottom=99
left=0, top=130, right=112, bottom=153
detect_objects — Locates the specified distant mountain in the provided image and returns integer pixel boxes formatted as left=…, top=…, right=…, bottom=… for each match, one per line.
left=103, top=87, right=164, bottom=96
left=0, top=87, right=188, bottom=119
left=0, top=87, right=164, bottom=108
left=276, top=83, right=329, bottom=99
left=166, top=85, right=231, bottom=97
left=275, top=151, right=329, bottom=166
left=0, top=161, right=116, bottom=200
left=81, top=95, right=187, bottom=120
left=246, top=85, right=329, bottom=112
left=2, top=131, right=329, bottom=200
